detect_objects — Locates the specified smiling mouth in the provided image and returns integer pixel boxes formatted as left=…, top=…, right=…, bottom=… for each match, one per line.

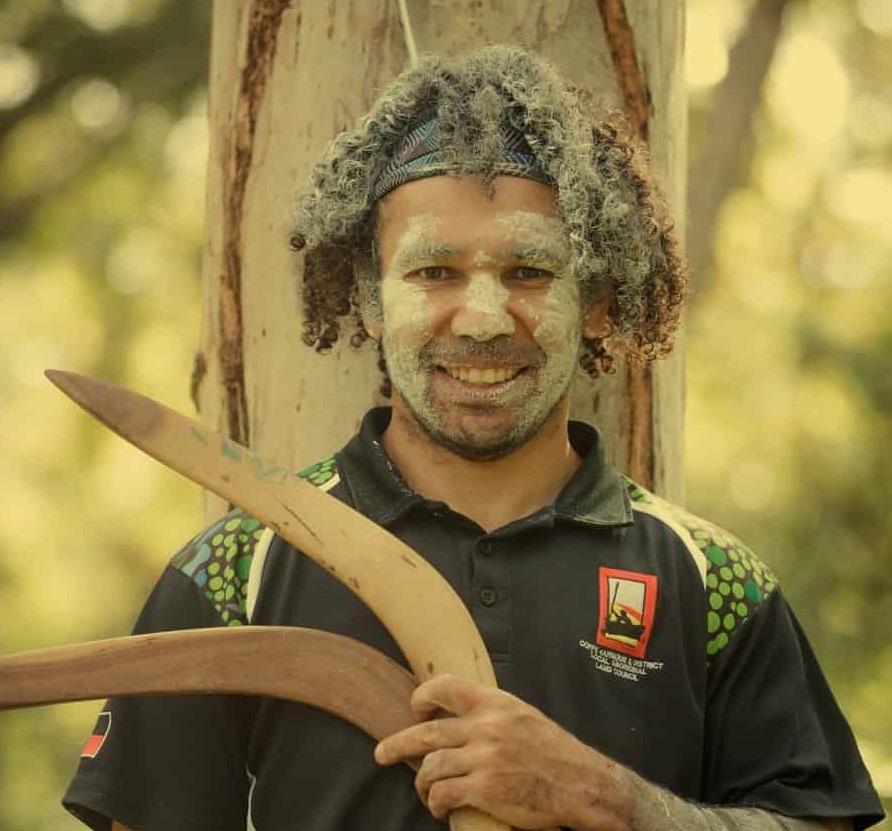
left=439, top=365, right=526, bottom=385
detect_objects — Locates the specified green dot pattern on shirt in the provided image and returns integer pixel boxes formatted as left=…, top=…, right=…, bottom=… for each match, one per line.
left=623, top=476, right=778, bottom=661
left=171, top=508, right=266, bottom=627
left=707, top=545, right=727, bottom=567
left=297, top=456, right=338, bottom=487
left=170, top=457, right=340, bottom=626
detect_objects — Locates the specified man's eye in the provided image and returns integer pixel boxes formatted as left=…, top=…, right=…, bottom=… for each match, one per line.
left=513, top=267, right=552, bottom=281
left=413, top=266, right=451, bottom=281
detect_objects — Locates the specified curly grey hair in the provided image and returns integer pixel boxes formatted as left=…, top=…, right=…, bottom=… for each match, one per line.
left=291, top=44, right=687, bottom=394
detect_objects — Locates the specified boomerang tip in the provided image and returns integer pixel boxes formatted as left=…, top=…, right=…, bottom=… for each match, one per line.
left=45, top=369, right=162, bottom=439
left=44, top=367, right=72, bottom=385
left=45, top=368, right=102, bottom=407
left=45, top=368, right=91, bottom=402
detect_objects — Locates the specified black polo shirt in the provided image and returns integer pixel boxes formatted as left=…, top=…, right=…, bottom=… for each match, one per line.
left=64, top=408, right=884, bottom=831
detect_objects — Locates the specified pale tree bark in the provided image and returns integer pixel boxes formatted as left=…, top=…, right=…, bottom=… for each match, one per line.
left=196, top=0, right=687, bottom=519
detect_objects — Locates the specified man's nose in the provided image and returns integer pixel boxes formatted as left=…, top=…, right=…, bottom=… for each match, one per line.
left=450, top=274, right=515, bottom=341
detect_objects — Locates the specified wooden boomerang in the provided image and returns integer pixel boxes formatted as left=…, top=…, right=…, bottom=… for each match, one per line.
left=35, top=369, right=507, bottom=831
left=0, top=627, right=416, bottom=742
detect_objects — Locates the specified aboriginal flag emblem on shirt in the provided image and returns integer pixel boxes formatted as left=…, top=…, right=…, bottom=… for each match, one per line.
left=596, top=568, right=658, bottom=659
left=81, top=712, right=111, bottom=759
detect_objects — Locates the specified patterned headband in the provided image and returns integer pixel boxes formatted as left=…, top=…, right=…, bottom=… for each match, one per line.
left=371, top=114, right=553, bottom=201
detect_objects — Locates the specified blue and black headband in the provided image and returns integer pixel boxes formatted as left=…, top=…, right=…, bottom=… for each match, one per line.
left=371, top=114, right=553, bottom=201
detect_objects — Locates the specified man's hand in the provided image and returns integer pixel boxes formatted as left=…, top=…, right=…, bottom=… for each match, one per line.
left=373, top=674, right=635, bottom=830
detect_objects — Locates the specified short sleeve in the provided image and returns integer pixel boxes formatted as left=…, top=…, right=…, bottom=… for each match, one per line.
left=702, top=588, right=884, bottom=829
left=62, top=521, right=259, bottom=831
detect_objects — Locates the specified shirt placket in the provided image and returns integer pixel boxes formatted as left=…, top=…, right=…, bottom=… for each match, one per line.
left=470, top=536, right=513, bottom=662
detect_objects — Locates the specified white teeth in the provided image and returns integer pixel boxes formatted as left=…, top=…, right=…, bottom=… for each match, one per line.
left=443, top=366, right=522, bottom=384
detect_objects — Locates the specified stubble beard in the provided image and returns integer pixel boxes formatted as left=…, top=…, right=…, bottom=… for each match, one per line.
left=407, top=388, right=569, bottom=462
left=387, top=341, right=576, bottom=462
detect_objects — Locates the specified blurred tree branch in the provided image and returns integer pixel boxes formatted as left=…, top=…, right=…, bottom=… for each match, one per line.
left=0, top=49, right=202, bottom=242
left=0, top=139, right=109, bottom=240
left=0, top=2, right=209, bottom=244
left=1, top=5, right=207, bottom=142
left=687, top=0, right=791, bottom=299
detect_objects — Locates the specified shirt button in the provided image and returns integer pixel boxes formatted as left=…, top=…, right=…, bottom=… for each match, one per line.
left=478, top=541, right=493, bottom=554
left=479, top=587, right=497, bottom=607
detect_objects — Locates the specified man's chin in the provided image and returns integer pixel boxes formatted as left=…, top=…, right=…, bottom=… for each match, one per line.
left=415, top=415, right=534, bottom=462
left=391, top=386, right=563, bottom=461
left=432, top=434, right=525, bottom=462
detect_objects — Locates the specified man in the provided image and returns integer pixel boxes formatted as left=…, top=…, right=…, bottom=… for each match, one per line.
left=63, top=46, right=883, bottom=831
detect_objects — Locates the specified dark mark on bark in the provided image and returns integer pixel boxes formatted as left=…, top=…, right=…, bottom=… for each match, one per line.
left=596, top=0, right=650, bottom=142
left=190, top=351, right=207, bottom=413
left=219, top=0, right=293, bottom=445
left=596, top=0, right=655, bottom=488
left=625, top=362, right=654, bottom=488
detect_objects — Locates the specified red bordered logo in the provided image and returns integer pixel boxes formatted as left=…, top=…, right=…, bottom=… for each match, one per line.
left=81, top=711, right=111, bottom=759
left=596, top=567, right=658, bottom=659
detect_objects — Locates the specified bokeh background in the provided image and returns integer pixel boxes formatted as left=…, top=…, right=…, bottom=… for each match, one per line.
left=0, top=0, right=889, bottom=828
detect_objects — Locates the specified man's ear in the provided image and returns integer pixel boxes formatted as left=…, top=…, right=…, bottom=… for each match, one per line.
left=362, top=305, right=382, bottom=340
left=582, top=289, right=612, bottom=340
left=355, top=259, right=382, bottom=339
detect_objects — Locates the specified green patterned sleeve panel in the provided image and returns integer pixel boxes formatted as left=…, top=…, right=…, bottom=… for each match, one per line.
left=623, top=477, right=778, bottom=659
left=170, top=510, right=266, bottom=627
left=169, top=456, right=341, bottom=627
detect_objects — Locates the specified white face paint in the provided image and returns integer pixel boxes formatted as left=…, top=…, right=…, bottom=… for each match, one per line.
left=376, top=187, right=590, bottom=462
left=378, top=215, right=440, bottom=412
left=452, top=270, right=514, bottom=341
left=487, top=211, right=583, bottom=454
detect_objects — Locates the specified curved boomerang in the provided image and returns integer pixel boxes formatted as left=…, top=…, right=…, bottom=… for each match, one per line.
left=0, top=627, right=417, bottom=742
left=40, top=370, right=507, bottom=831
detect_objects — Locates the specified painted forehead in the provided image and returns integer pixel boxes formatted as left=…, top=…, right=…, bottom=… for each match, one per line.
left=387, top=211, right=571, bottom=272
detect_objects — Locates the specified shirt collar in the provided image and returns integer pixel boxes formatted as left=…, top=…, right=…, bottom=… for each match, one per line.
left=337, top=407, right=633, bottom=529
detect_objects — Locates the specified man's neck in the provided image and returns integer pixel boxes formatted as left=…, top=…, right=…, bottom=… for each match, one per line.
left=381, top=403, right=581, bottom=533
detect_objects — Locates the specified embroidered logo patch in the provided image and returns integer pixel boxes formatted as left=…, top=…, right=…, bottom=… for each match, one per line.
left=81, top=711, right=111, bottom=759
left=596, top=567, right=658, bottom=659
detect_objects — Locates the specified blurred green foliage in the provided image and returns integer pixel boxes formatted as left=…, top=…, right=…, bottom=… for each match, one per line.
left=0, top=0, right=889, bottom=828
left=685, top=0, right=892, bottom=819
left=0, top=1, right=210, bottom=827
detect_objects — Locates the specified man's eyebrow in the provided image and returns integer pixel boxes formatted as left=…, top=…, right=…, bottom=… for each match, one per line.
left=392, top=240, right=460, bottom=268
left=502, top=242, right=570, bottom=265
left=399, top=240, right=568, bottom=267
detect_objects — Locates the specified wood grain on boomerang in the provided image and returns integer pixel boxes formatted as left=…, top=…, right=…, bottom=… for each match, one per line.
left=0, top=627, right=417, bottom=741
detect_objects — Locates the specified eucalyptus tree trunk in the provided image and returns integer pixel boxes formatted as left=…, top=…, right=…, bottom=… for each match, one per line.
left=195, top=0, right=687, bottom=520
